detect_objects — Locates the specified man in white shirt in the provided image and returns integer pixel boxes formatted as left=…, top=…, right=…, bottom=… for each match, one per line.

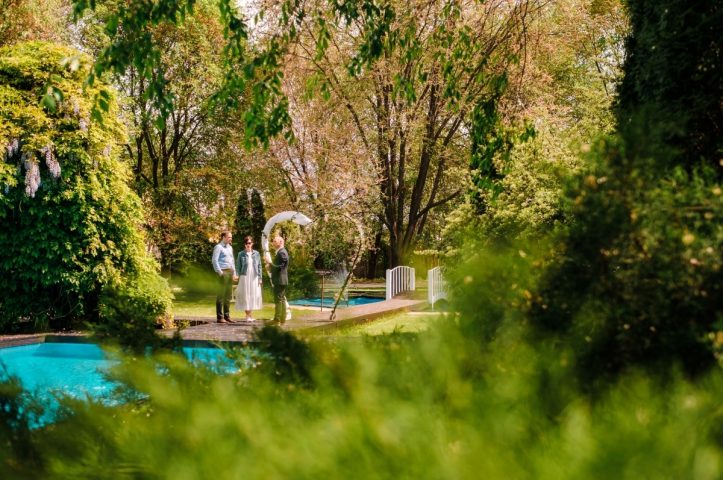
left=211, top=231, right=238, bottom=323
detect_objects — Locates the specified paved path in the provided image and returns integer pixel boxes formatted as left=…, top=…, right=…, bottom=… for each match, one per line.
left=160, top=297, right=426, bottom=343
left=0, top=296, right=427, bottom=347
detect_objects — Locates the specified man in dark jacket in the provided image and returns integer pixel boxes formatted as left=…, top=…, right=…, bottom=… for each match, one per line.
left=267, top=235, right=289, bottom=324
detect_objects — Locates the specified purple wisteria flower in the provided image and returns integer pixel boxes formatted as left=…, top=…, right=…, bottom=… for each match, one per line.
left=23, top=154, right=40, bottom=198
left=5, top=138, right=19, bottom=159
left=41, top=144, right=61, bottom=179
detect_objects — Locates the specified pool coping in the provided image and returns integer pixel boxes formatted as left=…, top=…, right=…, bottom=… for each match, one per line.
left=0, top=332, right=249, bottom=349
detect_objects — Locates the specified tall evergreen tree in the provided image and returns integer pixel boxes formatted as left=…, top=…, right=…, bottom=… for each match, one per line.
left=233, top=189, right=252, bottom=247
left=250, top=189, right=266, bottom=251
left=529, top=0, right=722, bottom=384
left=616, top=0, right=722, bottom=171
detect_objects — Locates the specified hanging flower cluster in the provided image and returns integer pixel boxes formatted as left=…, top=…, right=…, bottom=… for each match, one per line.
left=22, top=153, right=40, bottom=198
left=5, top=138, right=19, bottom=159
left=3, top=139, right=62, bottom=197
left=41, top=144, right=61, bottom=178
left=70, top=97, right=90, bottom=132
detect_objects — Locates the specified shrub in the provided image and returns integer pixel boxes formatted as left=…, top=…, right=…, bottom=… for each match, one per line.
left=287, top=261, right=320, bottom=300
left=94, top=257, right=177, bottom=350
left=0, top=41, right=171, bottom=331
left=528, top=0, right=723, bottom=384
left=1, top=313, right=722, bottom=478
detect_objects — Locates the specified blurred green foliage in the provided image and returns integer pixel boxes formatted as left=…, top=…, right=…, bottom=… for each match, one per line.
left=530, top=0, right=722, bottom=383
left=0, top=311, right=721, bottom=478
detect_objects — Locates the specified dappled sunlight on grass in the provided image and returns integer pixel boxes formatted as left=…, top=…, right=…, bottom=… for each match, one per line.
left=171, top=286, right=315, bottom=320
left=324, top=312, right=445, bottom=337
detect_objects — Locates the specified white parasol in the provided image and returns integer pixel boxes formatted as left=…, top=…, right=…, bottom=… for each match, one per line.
left=261, top=211, right=313, bottom=321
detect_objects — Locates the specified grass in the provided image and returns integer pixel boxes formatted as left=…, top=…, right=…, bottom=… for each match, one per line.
left=319, top=312, right=443, bottom=337
left=170, top=286, right=315, bottom=320
left=170, top=278, right=442, bottom=331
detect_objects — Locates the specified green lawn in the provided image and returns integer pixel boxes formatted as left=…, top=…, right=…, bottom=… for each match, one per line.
left=170, top=280, right=445, bottom=332
left=324, top=312, right=444, bottom=336
left=170, top=286, right=315, bottom=320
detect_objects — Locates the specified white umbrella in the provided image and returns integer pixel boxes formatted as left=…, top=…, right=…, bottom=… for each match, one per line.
left=261, top=211, right=313, bottom=321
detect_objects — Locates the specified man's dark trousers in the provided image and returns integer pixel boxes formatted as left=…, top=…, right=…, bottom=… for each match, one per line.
left=273, top=284, right=287, bottom=324
left=216, top=270, right=234, bottom=320
left=271, top=246, right=289, bottom=324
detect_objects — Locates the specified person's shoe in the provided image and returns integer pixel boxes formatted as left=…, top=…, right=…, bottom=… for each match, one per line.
left=217, top=318, right=229, bottom=323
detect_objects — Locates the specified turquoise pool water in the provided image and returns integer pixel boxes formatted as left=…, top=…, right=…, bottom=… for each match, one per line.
left=288, top=295, right=384, bottom=308
left=0, top=342, right=233, bottom=425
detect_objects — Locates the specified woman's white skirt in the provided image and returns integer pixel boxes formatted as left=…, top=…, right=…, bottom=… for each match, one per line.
left=235, top=266, right=262, bottom=311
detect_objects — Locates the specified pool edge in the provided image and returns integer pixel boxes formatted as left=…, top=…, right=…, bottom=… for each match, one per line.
left=0, top=333, right=250, bottom=349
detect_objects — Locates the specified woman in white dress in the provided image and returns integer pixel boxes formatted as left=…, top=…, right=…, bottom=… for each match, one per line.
left=235, top=236, right=263, bottom=322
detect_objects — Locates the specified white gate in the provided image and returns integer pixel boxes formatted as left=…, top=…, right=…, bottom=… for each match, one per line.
left=385, top=266, right=416, bottom=300
left=427, top=266, right=447, bottom=308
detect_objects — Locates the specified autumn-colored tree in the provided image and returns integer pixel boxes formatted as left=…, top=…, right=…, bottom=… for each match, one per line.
left=284, top=0, right=537, bottom=266
left=465, top=0, right=627, bottom=241
left=0, top=0, right=70, bottom=47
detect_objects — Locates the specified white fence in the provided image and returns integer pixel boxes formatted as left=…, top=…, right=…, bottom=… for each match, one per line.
left=427, top=266, right=447, bottom=309
left=385, top=266, right=416, bottom=300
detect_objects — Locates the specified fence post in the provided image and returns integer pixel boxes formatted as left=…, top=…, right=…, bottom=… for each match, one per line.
left=386, top=269, right=392, bottom=300
left=428, top=266, right=447, bottom=310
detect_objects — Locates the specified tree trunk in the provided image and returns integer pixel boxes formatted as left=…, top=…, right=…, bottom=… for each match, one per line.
left=365, top=229, right=383, bottom=278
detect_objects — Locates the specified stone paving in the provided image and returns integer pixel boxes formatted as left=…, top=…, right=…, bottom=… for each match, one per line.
left=159, top=297, right=426, bottom=343
left=0, top=296, right=427, bottom=347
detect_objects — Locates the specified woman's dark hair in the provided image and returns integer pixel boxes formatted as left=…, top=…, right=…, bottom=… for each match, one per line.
left=244, top=235, right=254, bottom=245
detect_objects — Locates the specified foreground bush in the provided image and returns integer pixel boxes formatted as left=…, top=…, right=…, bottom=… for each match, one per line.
left=528, top=0, right=722, bottom=381
left=0, top=321, right=721, bottom=479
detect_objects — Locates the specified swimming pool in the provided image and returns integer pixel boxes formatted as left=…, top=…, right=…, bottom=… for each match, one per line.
left=0, top=341, right=234, bottom=425
left=288, top=295, right=384, bottom=308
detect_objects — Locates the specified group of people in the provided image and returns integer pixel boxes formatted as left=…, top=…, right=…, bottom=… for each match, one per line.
left=211, top=231, right=289, bottom=325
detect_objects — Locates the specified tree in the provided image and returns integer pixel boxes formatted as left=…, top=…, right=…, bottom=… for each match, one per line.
left=250, top=188, right=266, bottom=250
left=0, top=41, right=171, bottom=331
left=233, top=189, right=252, bottom=245
left=78, top=0, right=250, bottom=270
left=616, top=0, right=722, bottom=172
left=68, top=0, right=543, bottom=268
left=529, top=0, right=722, bottom=383
left=291, top=0, right=537, bottom=266
left=0, top=0, right=71, bottom=48
left=456, top=0, right=627, bottom=242
left=69, top=0, right=396, bottom=146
